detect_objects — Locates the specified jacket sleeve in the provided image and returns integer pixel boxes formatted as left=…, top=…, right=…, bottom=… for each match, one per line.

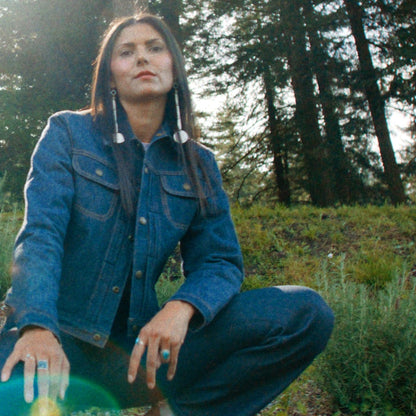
left=169, top=147, right=244, bottom=329
left=6, top=114, right=74, bottom=339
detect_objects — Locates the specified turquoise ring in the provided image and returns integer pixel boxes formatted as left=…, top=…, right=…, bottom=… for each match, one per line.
left=37, top=360, right=48, bottom=370
left=161, top=349, right=170, bottom=361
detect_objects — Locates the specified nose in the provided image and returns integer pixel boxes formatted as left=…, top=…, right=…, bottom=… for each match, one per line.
left=136, top=50, right=149, bottom=66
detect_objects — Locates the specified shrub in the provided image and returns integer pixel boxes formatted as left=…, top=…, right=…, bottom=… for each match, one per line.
left=0, top=209, right=18, bottom=298
left=314, top=264, right=416, bottom=415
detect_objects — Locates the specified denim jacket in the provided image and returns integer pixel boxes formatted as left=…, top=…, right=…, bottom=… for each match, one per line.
left=5, top=110, right=244, bottom=347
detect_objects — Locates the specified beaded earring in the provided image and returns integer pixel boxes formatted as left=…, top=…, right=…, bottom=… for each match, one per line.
left=173, top=85, right=189, bottom=144
left=111, top=89, right=125, bottom=144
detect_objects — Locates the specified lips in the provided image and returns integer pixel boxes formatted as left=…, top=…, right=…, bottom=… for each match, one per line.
left=135, top=71, right=156, bottom=79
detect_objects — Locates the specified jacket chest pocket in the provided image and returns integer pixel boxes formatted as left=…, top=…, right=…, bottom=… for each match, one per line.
left=159, top=173, right=198, bottom=230
left=72, top=152, right=120, bottom=221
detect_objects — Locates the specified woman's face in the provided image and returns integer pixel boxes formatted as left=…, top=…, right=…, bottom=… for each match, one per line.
left=110, top=23, right=174, bottom=104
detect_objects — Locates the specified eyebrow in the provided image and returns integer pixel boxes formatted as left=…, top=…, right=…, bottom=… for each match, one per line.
left=116, top=38, right=164, bottom=49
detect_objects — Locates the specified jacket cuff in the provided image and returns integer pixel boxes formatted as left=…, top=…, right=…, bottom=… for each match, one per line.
left=16, top=311, right=61, bottom=344
left=168, top=292, right=222, bottom=331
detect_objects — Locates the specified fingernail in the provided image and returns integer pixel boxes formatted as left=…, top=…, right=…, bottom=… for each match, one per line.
left=148, top=382, right=155, bottom=389
left=1, top=373, right=8, bottom=382
left=128, top=374, right=134, bottom=383
left=60, top=389, right=66, bottom=400
left=24, top=392, right=34, bottom=403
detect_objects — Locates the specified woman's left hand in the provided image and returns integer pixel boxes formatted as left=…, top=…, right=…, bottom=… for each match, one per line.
left=128, top=300, right=195, bottom=389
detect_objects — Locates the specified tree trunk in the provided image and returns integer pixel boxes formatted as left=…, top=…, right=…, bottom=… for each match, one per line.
left=112, top=0, right=141, bottom=17
left=303, top=0, right=361, bottom=204
left=263, top=72, right=291, bottom=205
left=344, top=0, right=406, bottom=204
left=150, top=0, right=183, bottom=46
left=281, top=1, right=334, bottom=206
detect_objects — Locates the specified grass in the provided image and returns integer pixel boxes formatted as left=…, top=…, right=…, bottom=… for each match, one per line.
left=0, top=208, right=21, bottom=296
left=233, top=204, right=416, bottom=291
left=1, top=204, right=416, bottom=415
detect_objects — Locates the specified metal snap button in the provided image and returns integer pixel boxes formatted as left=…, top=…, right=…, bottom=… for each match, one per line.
left=135, top=270, right=143, bottom=279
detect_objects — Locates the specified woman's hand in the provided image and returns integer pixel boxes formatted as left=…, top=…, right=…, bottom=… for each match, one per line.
left=1, top=327, right=70, bottom=403
left=128, top=300, right=195, bottom=389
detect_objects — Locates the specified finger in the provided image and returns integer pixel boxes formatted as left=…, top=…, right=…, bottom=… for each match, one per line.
left=48, top=354, right=61, bottom=400
left=167, top=342, right=181, bottom=381
left=23, top=354, right=36, bottom=403
left=146, top=338, right=161, bottom=390
left=159, top=340, right=171, bottom=364
left=160, top=348, right=170, bottom=363
left=59, top=357, right=70, bottom=400
left=128, top=336, right=146, bottom=384
left=36, top=359, right=49, bottom=398
left=1, top=351, right=21, bottom=382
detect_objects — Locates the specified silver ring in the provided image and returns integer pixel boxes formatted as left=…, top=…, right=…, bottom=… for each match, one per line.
left=135, top=337, right=145, bottom=346
left=37, top=360, right=49, bottom=370
left=160, top=349, right=170, bottom=361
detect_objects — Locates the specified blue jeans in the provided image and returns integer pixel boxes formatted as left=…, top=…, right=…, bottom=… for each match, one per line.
left=0, top=287, right=334, bottom=416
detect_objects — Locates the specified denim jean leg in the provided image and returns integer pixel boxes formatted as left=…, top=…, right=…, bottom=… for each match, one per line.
left=158, top=286, right=334, bottom=416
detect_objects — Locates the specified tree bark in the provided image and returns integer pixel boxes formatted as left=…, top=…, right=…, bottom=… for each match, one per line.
left=344, top=0, right=406, bottom=204
left=263, top=72, right=291, bottom=205
left=112, top=0, right=141, bottom=17
left=303, top=0, right=361, bottom=204
left=281, top=0, right=334, bottom=206
left=150, top=0, right=183, bottom=47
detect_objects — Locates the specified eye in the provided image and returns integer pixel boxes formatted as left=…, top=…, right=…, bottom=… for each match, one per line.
left=149, top=43, right=165, bottom=53
left=120, top=49, right=133, bottom=57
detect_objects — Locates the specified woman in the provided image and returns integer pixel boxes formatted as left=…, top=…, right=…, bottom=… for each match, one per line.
left=0, top=14, right=334, bottom=416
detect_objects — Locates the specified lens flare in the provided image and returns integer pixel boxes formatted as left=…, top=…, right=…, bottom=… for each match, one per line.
left=0, top=375, right=120, bottom=414
left=30, top=397, right=61, bottom=416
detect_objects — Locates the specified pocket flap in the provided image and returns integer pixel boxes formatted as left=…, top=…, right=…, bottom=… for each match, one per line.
left=73, top=152, right=119, bottom=191
left=160, top=174, right=198, bottom=198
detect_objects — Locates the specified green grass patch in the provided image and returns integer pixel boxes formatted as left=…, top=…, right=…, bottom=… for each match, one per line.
left=1, top=204, right=416, bottom=415
left=0, top=209, right=21, bottom=297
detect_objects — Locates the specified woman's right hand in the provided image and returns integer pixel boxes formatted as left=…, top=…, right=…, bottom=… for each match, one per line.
left=1, top=327, right=70, bottom=403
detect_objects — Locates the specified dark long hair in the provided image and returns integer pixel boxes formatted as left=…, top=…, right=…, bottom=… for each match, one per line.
left=90, top=14, right=205, bottom=217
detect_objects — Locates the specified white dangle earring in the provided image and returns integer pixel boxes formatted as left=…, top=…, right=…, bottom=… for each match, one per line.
left=173, top=85, right=190, bottom=144
left=111, top=89, right=125, bottom=144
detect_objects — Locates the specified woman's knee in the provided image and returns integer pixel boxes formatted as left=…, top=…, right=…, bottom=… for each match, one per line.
left=243, top=286, right=334, bottom=352
left=273, top=285, right=334, bottom=352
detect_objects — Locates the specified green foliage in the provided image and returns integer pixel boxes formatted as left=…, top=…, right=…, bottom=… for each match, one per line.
left=1, top=204, right=416, bottom=415
left=315, top=269, right=416, bottom=415
left=0, top=210, right=20, bottom=298
left=0, top=0, right=109, bottom=202
left=232, top=204, right=416, bottom=290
